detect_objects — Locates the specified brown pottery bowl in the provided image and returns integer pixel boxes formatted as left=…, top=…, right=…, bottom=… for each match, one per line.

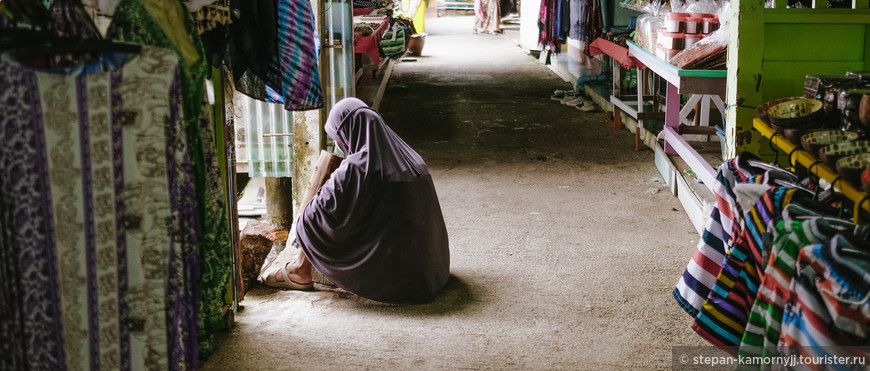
left=783, top=127, right=815, bottom=145
left=757, top=96, right=803, bottom=125
left=820, top=140, right=870, bottom=169
left=767, top=98, right=825, bottom=128
left=801, top=130, right=860, bottom=158
left=836, top=153, right=870, bottom=188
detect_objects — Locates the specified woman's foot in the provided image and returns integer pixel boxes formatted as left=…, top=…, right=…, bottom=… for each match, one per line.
left=284, top=251, right=313, bottom=285
left=261, top=252, right=314, bottom=290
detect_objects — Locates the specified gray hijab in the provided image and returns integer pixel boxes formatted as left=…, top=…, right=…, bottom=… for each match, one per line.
left=295, top=98, right=450, bottom=303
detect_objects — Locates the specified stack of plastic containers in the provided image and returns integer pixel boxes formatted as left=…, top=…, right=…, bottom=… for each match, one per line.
left=657, top=12, right=687, bottom=62
left=656, top=11, right=720, bottom=64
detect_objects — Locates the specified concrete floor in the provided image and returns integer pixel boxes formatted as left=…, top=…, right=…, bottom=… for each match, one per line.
left=201, top=15, right=706, bottom=370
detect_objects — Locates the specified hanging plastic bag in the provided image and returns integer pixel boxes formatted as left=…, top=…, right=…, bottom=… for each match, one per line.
left=669, top=1, right=730, bottom=69
left=633, top=1, right=668, bottom=51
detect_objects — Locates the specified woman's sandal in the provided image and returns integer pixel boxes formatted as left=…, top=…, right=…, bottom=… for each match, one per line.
left=261, top=262, right=314, bottom=291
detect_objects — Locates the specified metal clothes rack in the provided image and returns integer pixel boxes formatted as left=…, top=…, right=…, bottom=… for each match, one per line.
left=753, top=118, right=870, bottom=223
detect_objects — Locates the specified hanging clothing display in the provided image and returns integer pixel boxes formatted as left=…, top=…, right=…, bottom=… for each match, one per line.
left=270, top=0, right=324, bottom=110
left=673, top=153, right=870, bottom=363
left=738, top=205, right=844, bottom=358
left=691, top=185, right=794, bottom=347
left=537, top=0, right=599, bottom=53
left=673, top=155, right=761, bottom=317
left=228, top=0, right=280, bottom=102
left=107, top=0, right=233, bottom=359
left=228, top=0, right=324, bottom=111
left=779, top=236, right=870, bottom=352
left=49, top=0, right=102, bottom=40
left=193, top=0, right=232, bottom=71
left=0, top=46, right=198, bottom=371
left=553, top=0, right=569, bottom=41
left=567, top=0, right=587, bottom=42
left=581, top=0, right=601, bottom=57
left=537, top=0, right=562, bottom=51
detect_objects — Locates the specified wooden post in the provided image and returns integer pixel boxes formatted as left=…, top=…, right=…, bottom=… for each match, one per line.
left=265, top=177, right=294, bottom=229
left=292, top=110, right=327, bottom=216
left=725, top=0, right=766, bottom=160
left=292, top=0, right=329, bottom=217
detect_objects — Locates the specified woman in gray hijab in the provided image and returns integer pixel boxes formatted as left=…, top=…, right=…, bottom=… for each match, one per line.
left=262, top=97, right=450, bottom=304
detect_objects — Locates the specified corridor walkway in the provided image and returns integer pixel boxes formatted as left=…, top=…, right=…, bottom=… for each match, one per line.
left=202, top=16, right=705, bottom=370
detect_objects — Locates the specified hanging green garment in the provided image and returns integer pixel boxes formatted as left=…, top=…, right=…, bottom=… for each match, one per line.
left=107, top=0, right=233, bottom=360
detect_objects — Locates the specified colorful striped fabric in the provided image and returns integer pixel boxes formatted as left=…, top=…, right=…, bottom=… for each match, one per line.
left=674, top=156, right=758, bottom=317
left=691, top=186, right=793, bottom=347
left=779, top=236, right=869, bottom=359
left=270, top=0, right=324, bottom=110
left=817, top=236, right=870, bottom=339
left=738, top=209, right=839, bottom=360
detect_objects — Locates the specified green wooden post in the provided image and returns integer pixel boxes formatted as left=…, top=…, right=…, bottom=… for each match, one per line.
left=726, top=0, right=776, bottom=160
left=292, top=0, right=329, bottom=216
left=866, top=21, right=870, bottom=71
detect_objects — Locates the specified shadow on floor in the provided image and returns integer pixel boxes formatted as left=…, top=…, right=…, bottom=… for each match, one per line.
left=253, top=273, right=480, bottom=318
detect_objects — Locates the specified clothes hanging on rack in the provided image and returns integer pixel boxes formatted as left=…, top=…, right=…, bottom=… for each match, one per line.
left=227, top=0, right=324, bottom=111
left=107, top=0, right=234, bottom=360
left=739, top=205, right=851, bottom=358
left=674, top=154, right=870, bottom=362
left=674, top=154, right=762, bottom=317
left=691, top=185, right=795, bottom=347
left=270, top=0, right=324, bottom=110
left=49, top=0, right=102, bottom=40
left=227, top=0, right=280, bottom=102
left=537, top=0, right=562, bottom=52
left=581, top=0, right=600, bottom=57
left=567, top=0, right=587, bottom=42
left=0, top=46, right=198, bottom=371
left=779, top=235, right=870, bottom=350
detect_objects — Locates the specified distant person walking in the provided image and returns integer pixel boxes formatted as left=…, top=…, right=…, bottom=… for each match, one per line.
left=473, top=0, right=502, bottom=34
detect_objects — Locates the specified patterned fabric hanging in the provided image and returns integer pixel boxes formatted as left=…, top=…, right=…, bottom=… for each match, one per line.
left=49, top=0, right=102, bottom=39
left=269, top=0, right=324, bottom=110
left=228, top=0, right=324, bottom=111
left=0, top=46, right=198, bottom=371
left=107, top=0, right=234, bottom=360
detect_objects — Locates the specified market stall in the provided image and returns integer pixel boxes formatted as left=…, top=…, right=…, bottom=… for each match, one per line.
left=670, top=1, right=870, bottom=363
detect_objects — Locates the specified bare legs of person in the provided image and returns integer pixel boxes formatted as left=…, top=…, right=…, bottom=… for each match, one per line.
left=284, top=249, right=313, bottom=286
